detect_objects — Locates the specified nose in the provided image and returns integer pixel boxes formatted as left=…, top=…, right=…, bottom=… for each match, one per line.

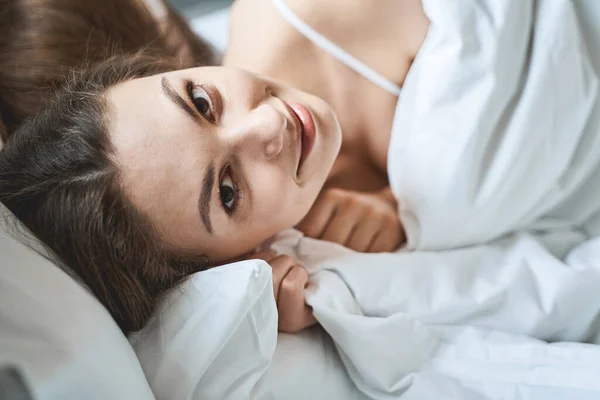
left=228, top=103, right=286, bottom=160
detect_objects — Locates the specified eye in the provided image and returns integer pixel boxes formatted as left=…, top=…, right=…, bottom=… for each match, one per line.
left=219, top=168, right=237, bottom=213
left=188, top=84, right=215, bottom=122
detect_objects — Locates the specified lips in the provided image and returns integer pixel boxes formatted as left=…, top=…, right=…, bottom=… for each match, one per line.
left=287, top=102, right=316, bottom=176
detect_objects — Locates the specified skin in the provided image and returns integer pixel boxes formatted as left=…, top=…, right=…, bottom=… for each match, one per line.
left=225, top=0, right=429, bottom=187
left=112, top=0, right=430, bottom=331
left=248, top=250, right=316, bottom=333
left=224, top=0, right=430, bottom=331
left=225, top=0, right=429, bottom=252
left=108, top=67, right=342, bottom=264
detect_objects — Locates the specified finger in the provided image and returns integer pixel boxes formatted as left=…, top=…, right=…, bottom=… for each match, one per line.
left=296, top=194, right=338, bottom=238
left=281, top=304, right=317, bottom=334
left=368, top=222, right=403, bottom=253
left=269, top=255, right=297, bottom=302
left=366, top=231, right=390, bottom=253
left=277, top=266, right=316, bottom=333
left=346, top=215, right=382, bottom=252
left=320, top=205, right=359, bottom=245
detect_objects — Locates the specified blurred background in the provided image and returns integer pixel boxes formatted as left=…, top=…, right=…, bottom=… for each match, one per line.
left=171, top=0, right=233, bottom=19
left=175, top=0, right=232, bottom=51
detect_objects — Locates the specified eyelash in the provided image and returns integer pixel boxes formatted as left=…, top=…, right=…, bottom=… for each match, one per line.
left=184, top=80, right=241, bottom=216
left=218, top=166, right=244, bottom=216
left=186, top=81, right=217, bottom=123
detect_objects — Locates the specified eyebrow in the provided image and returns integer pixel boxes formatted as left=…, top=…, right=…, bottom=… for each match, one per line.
left=160, top=76, right=215, bottom=234
left=200, top=163, right=215, bottom=234
left=161, top=76, right=198, bottom=122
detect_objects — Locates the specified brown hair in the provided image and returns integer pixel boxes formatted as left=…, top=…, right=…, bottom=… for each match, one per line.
left=1, top=53, right=209, bottom=332
left=0, top=0, right=217, bottom=141
left=0, top=0, right=218, bottom=331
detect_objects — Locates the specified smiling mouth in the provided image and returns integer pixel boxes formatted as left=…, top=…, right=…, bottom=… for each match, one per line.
left=286, top=102, right=316, bottom=177
left=283, top=101, right=304, bottom=176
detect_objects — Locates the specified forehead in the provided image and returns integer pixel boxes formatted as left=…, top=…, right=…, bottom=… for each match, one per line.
left=105, top=73, right=211, bottom=237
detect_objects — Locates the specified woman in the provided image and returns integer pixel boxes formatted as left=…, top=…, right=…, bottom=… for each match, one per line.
left=0, top=0, right=428, bottom=332
left=8, top=0, right=597, bottom=337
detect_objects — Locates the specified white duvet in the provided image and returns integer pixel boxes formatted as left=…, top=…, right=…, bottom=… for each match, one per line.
left=135, top=0, right=600, bottom=399
left=388, top=0, right=600, bottom=249
left=264, top=230, right=600, bottom=399
left=278, top=0, right=600, bottom=397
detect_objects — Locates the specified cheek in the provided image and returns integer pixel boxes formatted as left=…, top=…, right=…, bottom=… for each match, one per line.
left=209, top=169, right=317, bottom=261
left=254, top=174, right=314, bottom=228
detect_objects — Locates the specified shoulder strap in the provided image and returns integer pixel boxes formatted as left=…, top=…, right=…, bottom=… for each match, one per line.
left=272, top=0, right=402, bottom=96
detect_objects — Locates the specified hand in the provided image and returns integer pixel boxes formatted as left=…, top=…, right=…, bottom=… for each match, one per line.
left=247, top=251, right=317, bottom=333
left=296, top=186, right=405, bottom=253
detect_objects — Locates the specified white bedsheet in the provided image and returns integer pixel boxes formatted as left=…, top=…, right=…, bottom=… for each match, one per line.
left=261, top=230, right=600, bottom=399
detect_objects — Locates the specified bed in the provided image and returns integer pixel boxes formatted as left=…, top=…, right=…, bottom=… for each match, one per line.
left=2, top=1, right=600, bottom=399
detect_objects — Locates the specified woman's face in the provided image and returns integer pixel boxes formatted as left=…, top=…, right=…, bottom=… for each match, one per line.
left=107, top=67, right=341, bottom=263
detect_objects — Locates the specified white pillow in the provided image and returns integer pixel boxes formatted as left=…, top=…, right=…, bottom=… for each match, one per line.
left=130, top=230, right=364, bottom=400
left=130, top=260, right=278, bottom=400
left=0, top=203, right=155, bottom=399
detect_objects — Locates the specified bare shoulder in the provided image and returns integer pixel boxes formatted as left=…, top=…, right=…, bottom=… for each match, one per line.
left=228, top=0, right=428, bottom=60
left=227, top=0, right=361, bottom=47
left=225, top=0, right=428, bottom=86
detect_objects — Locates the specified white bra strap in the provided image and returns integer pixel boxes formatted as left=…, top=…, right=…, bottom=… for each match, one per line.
left=272, top=0, right=402, bottom=97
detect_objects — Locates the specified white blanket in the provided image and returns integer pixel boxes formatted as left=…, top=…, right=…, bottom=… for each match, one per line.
left=388, top=0, right=600, bottom=249
left=264, top=230, right=600, bottom=399
left=262, top=0, right=600, bottom=398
